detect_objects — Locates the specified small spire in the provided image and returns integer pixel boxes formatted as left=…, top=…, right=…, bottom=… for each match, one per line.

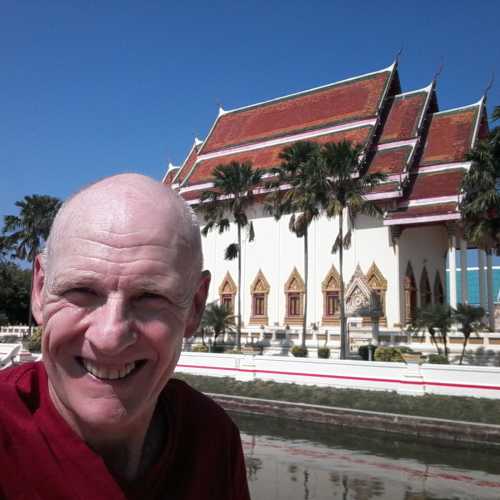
left=432, top=60, right=444, bottom=84
left=483, top=72, right=495, bottom=102
left=394, top=45, right=404, bottom=66
left=215, top=98, right=225, bottom=116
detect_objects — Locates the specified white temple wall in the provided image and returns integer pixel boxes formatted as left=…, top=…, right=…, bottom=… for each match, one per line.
left=200, top=207, right=402, bottom=331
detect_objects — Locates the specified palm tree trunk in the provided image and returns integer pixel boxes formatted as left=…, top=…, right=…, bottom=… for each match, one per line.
left=302, top=230, right=308, bottom=349
left=27, top=258, right=35, bottom=337
left=237, top=224, right=242, bottom=351
left=339, top=213, right=347, bottom=360
left=443, top=333, right=449, bottom=359
left=459, top=334, right=470, bottom=365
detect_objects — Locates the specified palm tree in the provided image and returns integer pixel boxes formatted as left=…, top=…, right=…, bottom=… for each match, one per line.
left=454, top=304, right=485, bottom=365
left=460, top=105, right=500, bottom=251
left=411, top=304, right=454, bottom=358
left=201, top=301, right=235, bottom=349
left=318, top=140, right=386, bottom=359
left=2, top=194, right=61, bottom=334
left=266, top=141, right=323, bottom=350
left=200, top=161, right=264, bottom=350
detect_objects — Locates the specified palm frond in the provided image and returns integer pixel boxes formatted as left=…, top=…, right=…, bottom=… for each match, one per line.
left=248, top=221, right=255, bottom=242
left=224, top=243, right=239, bottom=260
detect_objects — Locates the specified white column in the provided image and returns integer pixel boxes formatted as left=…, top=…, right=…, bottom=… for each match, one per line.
left=394, top=236, right=401, bottom=327
left=449, top=234, right=457, bottom=308
left=478, top=250, right=487, bottom=311
left=487, top=252, right=495, bottom=331
left=460, top=238, right=468, bottom=304
left=391, top=227, right=402, bottom=328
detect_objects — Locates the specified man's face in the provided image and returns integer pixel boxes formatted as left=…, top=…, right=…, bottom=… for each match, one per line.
left=32, top=195, right=208, bottom=435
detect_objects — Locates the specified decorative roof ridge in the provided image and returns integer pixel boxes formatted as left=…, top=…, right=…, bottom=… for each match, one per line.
left=416, top=81, right=436, bottom=132
left=220, top=62, right=396, bottom=116
left=172, top=138, right=203, bottom=186
left=392, top=81, right=433, bottom=99
left=471, top=96, right=486, bottom=149
left=432, top=97, right=483, bottom=116
left=161, top=162, right=180, bottom=183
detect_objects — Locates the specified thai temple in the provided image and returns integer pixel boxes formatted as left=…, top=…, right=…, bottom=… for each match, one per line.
left=163, top=61, right=496, bottom=350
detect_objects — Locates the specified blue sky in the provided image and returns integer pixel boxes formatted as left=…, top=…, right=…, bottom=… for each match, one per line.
left=1, top=1, right=499, bottom=222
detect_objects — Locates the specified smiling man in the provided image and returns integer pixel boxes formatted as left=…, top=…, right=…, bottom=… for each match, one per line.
left=0, top=174, right=250, bottom=499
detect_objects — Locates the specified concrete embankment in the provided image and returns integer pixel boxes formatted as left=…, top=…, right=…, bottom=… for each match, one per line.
left=210, top=393, right=500, bottom=449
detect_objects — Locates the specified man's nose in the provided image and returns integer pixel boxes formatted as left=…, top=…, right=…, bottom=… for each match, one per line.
left=85, top=296, right=136, bottom=355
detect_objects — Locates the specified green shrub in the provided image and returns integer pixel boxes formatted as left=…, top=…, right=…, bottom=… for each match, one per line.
left=374, top=346, right=414, bottom=362
left=358, top=344, right=377, bottom=360
left=26, top=329, right=42, bottom=352
left=211, top=344, right=225, bottom=353
left=174, top=373, right=500, bottom=425
left=192, top=344, right=209, bottom=353
left=291, top=346, right=308, bottom=357
left=317, top=347, right=330, bottom=359
left=426, top=354, right=449, bottom=364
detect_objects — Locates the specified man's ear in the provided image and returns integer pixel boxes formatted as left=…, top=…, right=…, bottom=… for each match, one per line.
left=32, top=254, right=46, bottom=326
left=184, top=270, right=211, bottom=339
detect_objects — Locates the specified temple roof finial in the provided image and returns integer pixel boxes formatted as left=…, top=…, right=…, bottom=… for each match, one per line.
left=394, top=45, right=404, bottom=66
left=483, top=72, right=495, bottom=102
left=432, top=60, right=445, bottom=85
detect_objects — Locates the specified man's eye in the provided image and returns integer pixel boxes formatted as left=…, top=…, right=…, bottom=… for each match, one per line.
left=64, top=288, right=98, bottom=304
left=137, top=293, right=163, bottom=301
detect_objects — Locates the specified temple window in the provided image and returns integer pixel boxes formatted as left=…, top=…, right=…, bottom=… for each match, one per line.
left=249, top=270, right=270, bottom=325
left=322, top=265, right=341, bottom=325
left=218, top=272, right=237, bottom=315
left=434, top=272, right=444, bottom=304
left=404, top=262, right=417, bottom=324
left=420, top=266, right=432, bottom=306
left=284, top=268, right=305, bottom=325
left=366, top=262, right=388, bottom=326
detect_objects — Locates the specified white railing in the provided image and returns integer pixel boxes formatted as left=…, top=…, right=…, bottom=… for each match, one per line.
left=0, top=326, right=31, bottom=337
left=175, top=352, right=500, bottom=399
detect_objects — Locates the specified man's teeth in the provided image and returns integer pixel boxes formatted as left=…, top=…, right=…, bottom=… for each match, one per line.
left=82, top=359, right=136, bottom=380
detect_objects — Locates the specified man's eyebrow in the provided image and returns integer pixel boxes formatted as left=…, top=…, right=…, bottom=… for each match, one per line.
left=50, top=273, right=99, bottom=293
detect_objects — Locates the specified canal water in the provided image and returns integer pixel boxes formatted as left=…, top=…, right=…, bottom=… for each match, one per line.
left=232, top=412, right=500, bottom=500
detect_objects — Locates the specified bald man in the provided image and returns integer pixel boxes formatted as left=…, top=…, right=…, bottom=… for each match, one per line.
left=0, top=174, right=250, bottom=499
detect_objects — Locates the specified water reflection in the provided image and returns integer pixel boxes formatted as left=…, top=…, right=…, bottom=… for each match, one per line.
left=232, top=412, right=500, bottom=500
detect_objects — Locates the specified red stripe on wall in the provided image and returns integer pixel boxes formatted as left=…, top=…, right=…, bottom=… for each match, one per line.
left=176, top=363, right=500, bottom=392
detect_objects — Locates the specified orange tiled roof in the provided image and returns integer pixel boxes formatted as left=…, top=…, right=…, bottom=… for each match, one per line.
left=368, top=146, right=413, bottom=176
left=419, top=106, right=479, bottom=166
left=406, top=169, right=464, bottom=201
left=379, top=90, right=429, bottom=143
left=385, top=202, right=459, bottom=222
left=163, top=168, right=179, bottom=185
left=187, top=125, right=374, bottom=186
left=201, top=68, right=393, bottom=154
left=175, top=143, right=201, bottom=186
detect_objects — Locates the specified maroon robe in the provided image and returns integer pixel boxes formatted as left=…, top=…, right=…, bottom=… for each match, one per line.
left=0, top=362, right=250, bottom=499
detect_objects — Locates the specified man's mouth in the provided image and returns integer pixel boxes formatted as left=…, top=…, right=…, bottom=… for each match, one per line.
left=76, top=357, right=146, bottom=381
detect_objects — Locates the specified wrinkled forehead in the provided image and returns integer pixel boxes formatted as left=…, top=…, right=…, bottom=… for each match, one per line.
left=50, top=186, right=196, bottom=262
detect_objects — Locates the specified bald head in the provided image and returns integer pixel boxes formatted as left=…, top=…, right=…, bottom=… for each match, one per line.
left=43, top=173, right=203, bottom=294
